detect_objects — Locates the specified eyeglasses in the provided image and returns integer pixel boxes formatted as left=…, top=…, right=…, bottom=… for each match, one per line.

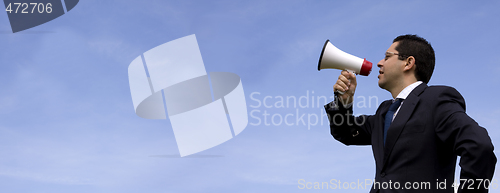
left=384, top=51, right=408, bottom=61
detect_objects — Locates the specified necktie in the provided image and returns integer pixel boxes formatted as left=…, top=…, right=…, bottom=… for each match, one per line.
left=383, top=98, right=403, bottom=145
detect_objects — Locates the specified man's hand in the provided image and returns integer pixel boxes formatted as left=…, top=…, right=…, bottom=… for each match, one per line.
left=333, top=70, right=357, bottom=105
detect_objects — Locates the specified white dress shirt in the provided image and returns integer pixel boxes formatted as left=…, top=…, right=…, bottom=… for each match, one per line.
left=392, top=81, right=423, bottom=120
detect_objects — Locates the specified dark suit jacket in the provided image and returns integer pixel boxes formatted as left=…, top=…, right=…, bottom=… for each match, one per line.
left=324, top=83, right=496, bottom=193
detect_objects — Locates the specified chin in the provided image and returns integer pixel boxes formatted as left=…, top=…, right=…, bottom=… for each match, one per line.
left=378, top=80, right=386, bottom=90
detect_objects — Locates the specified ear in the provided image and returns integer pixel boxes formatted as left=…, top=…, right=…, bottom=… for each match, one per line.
left=403, top=56, right=416, bottom=72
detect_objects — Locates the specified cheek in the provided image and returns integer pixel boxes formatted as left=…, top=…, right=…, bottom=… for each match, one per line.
left=385, top=63, right=395, bottom=74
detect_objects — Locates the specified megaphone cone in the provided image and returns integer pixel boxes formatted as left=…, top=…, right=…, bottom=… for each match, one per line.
left=318, top=40, right=372, bottom=76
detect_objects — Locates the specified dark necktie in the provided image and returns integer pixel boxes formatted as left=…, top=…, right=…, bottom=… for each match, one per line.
left=383, top=98, right=403, bottom=145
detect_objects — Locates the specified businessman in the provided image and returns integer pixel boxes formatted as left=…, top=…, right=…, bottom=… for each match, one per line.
left=324, top=34, right=496, bottom=192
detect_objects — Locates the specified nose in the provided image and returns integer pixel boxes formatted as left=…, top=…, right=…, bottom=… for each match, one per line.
left=377, top=59, right=384, bottom=68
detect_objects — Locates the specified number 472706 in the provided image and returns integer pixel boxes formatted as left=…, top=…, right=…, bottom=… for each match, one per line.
left=5, top=3, right=53, bottom=14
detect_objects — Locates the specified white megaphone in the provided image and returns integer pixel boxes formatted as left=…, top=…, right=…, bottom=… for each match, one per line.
left=318, top=40, right=372, bottom=76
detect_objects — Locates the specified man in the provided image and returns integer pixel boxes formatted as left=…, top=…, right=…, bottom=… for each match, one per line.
left=324, top=34, right=496, bottom=193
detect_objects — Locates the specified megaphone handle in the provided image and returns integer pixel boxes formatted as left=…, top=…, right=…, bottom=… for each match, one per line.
left=335, top=69, right=355, bottom=95
left=335, top=90, right=345, bottom=95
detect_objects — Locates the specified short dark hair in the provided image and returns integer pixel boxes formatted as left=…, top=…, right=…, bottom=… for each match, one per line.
left=393, top=34, right=435, bottom=83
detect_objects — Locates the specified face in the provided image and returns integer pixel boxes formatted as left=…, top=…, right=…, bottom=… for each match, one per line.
left=377, top=42, right=407, bottom=91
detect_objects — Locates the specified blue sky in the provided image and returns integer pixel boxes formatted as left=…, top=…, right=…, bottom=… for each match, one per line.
left=0, top=0, right=499, bottom=192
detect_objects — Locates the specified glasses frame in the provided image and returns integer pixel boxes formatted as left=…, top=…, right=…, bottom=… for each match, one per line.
left=385, top=51, right=409, bottom=61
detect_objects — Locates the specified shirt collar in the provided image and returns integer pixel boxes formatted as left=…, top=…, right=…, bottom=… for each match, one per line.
left=395, top=81, right=423, bottom=100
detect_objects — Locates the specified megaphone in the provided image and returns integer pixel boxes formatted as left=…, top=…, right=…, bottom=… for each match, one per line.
left=318, top=40, right=372, bottom=76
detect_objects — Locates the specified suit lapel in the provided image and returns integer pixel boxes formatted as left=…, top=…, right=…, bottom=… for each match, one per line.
left=376, top=101, right=390, bottom=166
left=382, top=83, right=427, bottom=169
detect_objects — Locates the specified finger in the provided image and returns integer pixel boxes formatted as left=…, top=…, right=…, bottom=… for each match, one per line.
left=333, top=84, right=343, bottom=92
left=338, top=74, right=351, bottom=88
left=341, top=70, right=350, bottom=77
left=336, top=79, right=349, bottom=91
